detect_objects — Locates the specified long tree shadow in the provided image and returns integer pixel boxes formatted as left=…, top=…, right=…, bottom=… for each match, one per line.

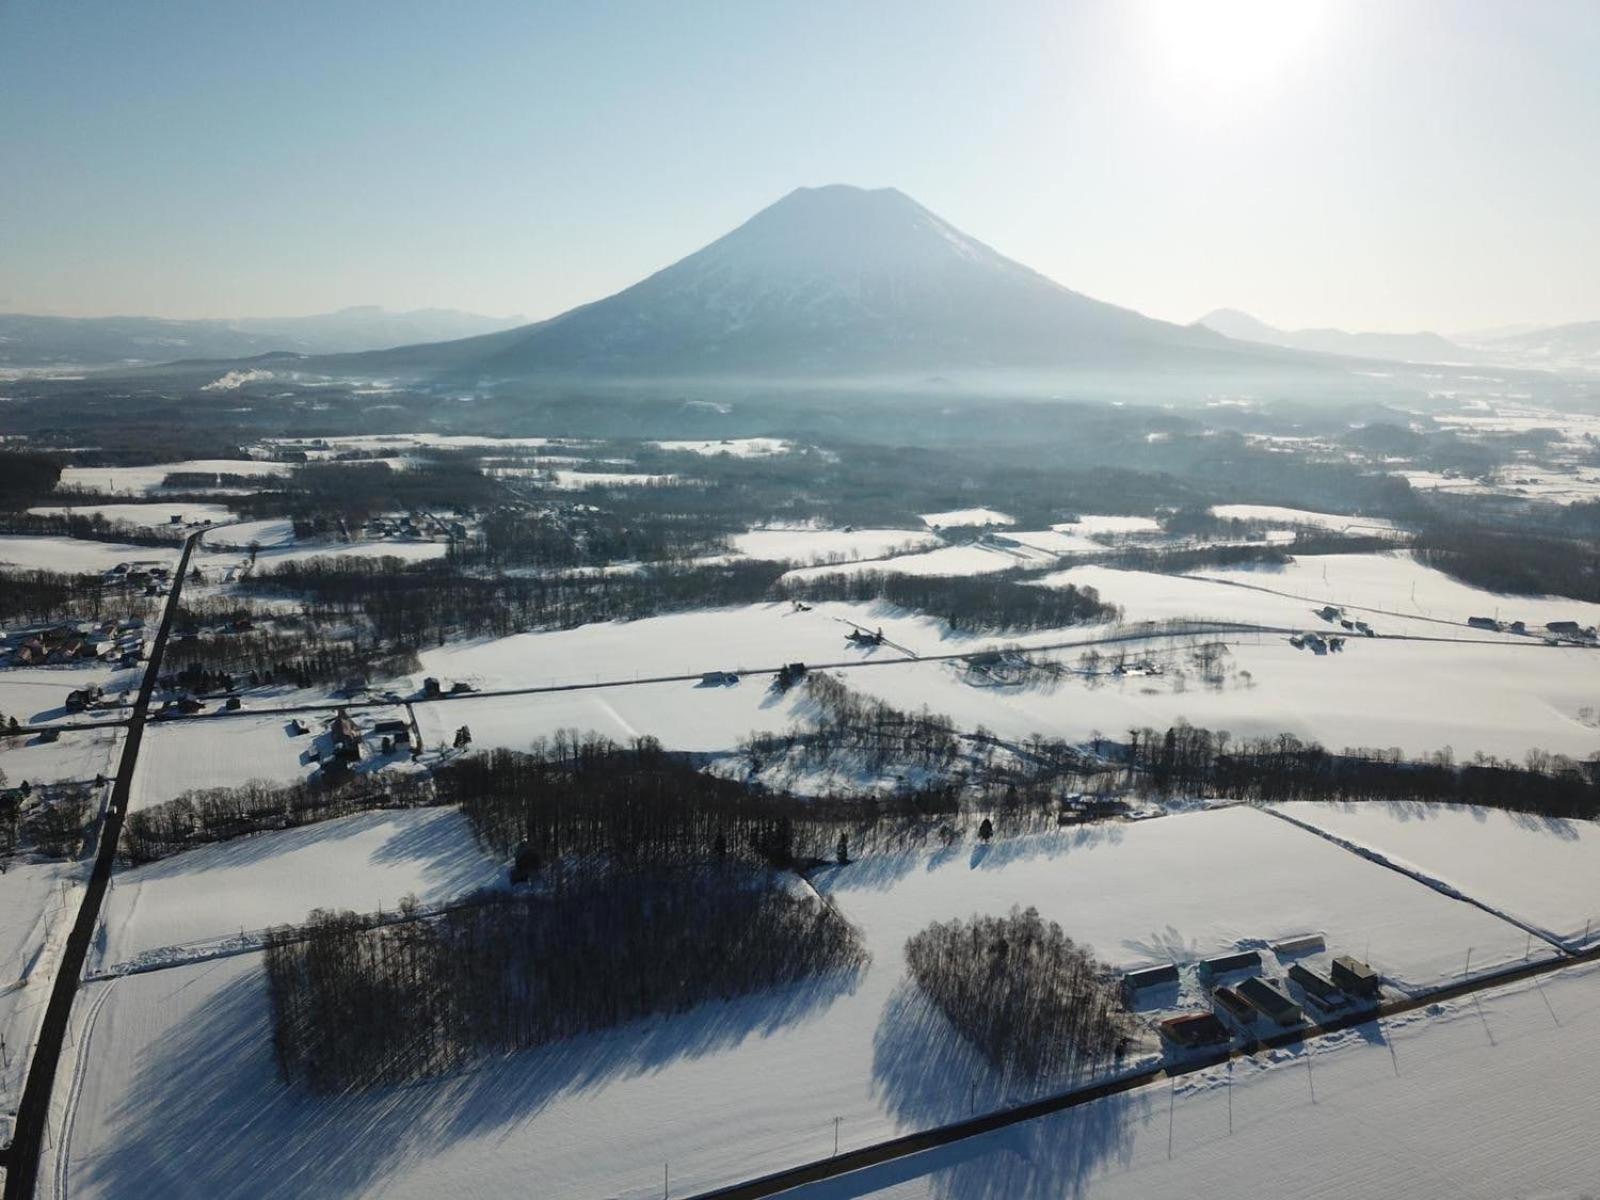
left=863, top=981, right=1147, bottom=1200
left=80, top=957, right=866, bottom=1199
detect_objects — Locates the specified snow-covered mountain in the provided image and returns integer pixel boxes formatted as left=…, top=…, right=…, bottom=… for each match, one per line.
left=340, top=186, right=1298, bottom=381
left=1455, top=320, right=1600, bottom=374
left=1195, top=308, right=1474, bottom=366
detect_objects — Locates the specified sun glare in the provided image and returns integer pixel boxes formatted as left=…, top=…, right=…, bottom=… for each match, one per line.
left=1143, top=0, right=1326, bottom=105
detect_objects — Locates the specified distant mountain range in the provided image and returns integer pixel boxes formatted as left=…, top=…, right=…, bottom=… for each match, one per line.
left=1194, top=308, right=1475, bottom=365
left=0, top=306, right=525, bottom=367
left=1453, top=320, right=1600, bottom=374
left=1196, top=307, right=1600, bottom=375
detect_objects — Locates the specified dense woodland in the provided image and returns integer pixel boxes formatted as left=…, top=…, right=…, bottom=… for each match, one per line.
left=264, top=872, right=868, bottom=1091
left=905, top=907, right=1132, bottom=1081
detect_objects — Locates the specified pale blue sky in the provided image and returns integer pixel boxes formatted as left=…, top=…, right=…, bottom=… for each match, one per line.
left=2, top=0, right=1595, bottom=332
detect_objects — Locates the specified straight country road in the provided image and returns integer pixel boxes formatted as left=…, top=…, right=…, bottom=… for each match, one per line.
left=0, top=528, right=203, bottom=1199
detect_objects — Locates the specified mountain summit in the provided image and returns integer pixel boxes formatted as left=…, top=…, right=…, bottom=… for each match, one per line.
left=349, top=185, right=1266, bottom=381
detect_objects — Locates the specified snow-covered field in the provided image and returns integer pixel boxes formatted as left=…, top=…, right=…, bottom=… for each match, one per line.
left=801, top=962, right=1600, bottom=1200
left=92, top=806, right=502, bottom=972
left=0, top=859, right=84, bottom=1127
left=203, top=518, right=296, bottom=548
left=1210, top=504, right=1405, bottom=537
left=1274, top=801, right=1600, bottom=949
left=408, top=615, right=1600, bottom=764
left=27, top=502, right=234, bottom=528
left=652, top=437, right=792, bottom=457
left=57, top=459, right=291, bottom=497
left=0, top=729, right=122, bottom=789
left=406, top=601, right=977, bottom=694
left=784, top=541, right=1054, bottom=581
left=1197, top=550, right=1600, bottom=630
left=0, top=536, right=178, bottom=573
left=549, top=469, right=679, bottom=489
left=729, top=527, right=938, bottom=565
left=0, top=665, right=140, bottom=727
left=920, top=507, right=1014, bottom=528
left=128, top=709, right=413, bottom=813
left=41, top=805, right=1549, bottom=1200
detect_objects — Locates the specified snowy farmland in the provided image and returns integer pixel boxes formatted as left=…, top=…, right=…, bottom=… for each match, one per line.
left=0, top=665, right=140, bottom=727
left=0, top=859, right=83, bottom=1130
left=798, top=962, right=1600, bottom=1200
left=728, top=527, right=938, bottom=565
left=92, top=807, right=502, bottom=973
left=1209, top=504, right=1406, bottom=537
left=39, top=805, right=1554, bottom=1200
left=0, top=728, right=121, bottom=790
left=26, top=502, right=235, bottom=528
left=919, top=507, right=1014, bottom=528
left=652, top=437, right=792, bottom=457
left=127, top=709, right=414, bottom=813
left=56, top=459, right=291, bottom=497
left=1274, top=801, right=1600, bottom=950
left=0, top=535, right=179, bottom=573
left=405, top=600, right=988, bottom=694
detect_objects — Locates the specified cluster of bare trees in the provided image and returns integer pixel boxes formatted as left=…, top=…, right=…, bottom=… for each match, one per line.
left=1127, top=722, right=1600, bottom=817
left=5, top=786, right=95, bottom=859
left=264, top=873, right=869, bottom=1092
left=783, top=571, right=1117, bottom=634
left=905, top=906, right=1131, bottom=1081
left=459, top=504, right=735, bottom=570
left=0, top=567, right=159, bottom=624
left=742, top=673, right=964, bottom=774
left=121, top=774, right=437, bottom=863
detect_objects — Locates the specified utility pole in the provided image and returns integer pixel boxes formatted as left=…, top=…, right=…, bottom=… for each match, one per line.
left=833, top=1115, right=841, bottom=1157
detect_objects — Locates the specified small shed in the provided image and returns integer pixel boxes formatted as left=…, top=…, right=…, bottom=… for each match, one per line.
left=1330, top=955, right=1381, bottom=998
left=1271, top=933, right=1326, bottom=957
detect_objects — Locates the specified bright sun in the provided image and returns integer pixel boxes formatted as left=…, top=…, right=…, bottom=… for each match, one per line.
left=1144, top=0, right=1326, bottom=103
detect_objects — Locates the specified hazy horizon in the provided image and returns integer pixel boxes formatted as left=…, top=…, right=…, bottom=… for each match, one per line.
left=3, top=0, right=1596, bottom=334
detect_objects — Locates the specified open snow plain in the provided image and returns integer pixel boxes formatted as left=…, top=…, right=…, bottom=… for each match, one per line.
left=796, top=962, right=1600, bottom=1200
left=127, top=709, right=414, bottom=813
left=1274, top=801, right=1600, bottom=950
left=39, top=805, right=1547, bottom=1200
left=91, top=807, right=501, bottom=974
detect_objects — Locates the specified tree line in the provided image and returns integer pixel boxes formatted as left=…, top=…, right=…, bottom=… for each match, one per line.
left=783, top=571, right=1118, bottom=634
left=1126, top=722, right=1600, bottom=817
left=120, top=773, right=437, bottom=864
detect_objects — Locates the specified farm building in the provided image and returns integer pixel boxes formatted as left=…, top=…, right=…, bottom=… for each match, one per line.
left=1331, top=955, right=1382, bottom=998
left=1237, top=976, right=1302, bottom=1026
left=1271, top=933, right=1326, bottom=956
left=1213, top=985, right=1257, bottom=1027
left=1158, top=1012, right=1230, bottom=1050
left=1288, top=962, right=1346, bottom=1009
left=1200, top=949, right=1261, bottom=978
left=1122, top=962, right=1179, bottom=1000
